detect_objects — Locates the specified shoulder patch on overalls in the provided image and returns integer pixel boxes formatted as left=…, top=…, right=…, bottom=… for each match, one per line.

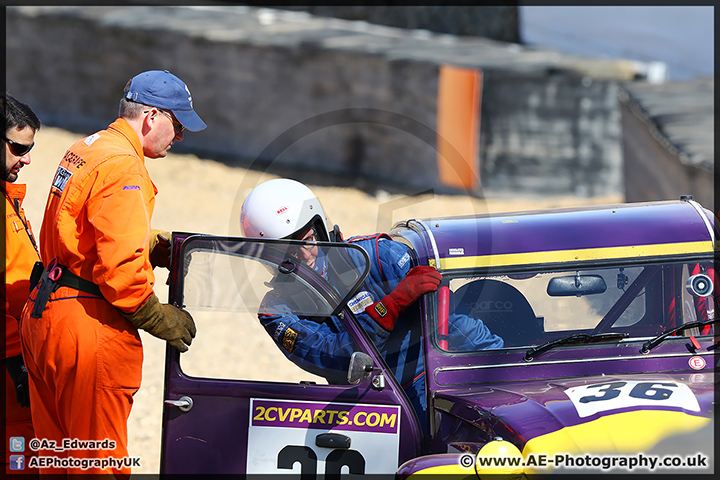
left=84, top=133, right=101, bottom=146
left=281, top=328, right=298, bottom=353
left=51, top=166, right=73, bottom=194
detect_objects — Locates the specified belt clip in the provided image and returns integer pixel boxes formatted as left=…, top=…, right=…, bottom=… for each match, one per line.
left=46, top=257, right=63, bottom=282
left=30, top=257, right=62, bottom=319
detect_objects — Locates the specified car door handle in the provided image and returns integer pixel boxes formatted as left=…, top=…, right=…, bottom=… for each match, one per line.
left=164, top=396, right=193, bottom=412
left=315, top=432, right=351, bottom=449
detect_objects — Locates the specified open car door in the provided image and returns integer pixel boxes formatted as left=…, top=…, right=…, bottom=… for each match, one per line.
left=160, top=234, right=422, bottom=475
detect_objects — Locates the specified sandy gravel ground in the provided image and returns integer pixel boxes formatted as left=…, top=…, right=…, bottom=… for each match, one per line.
left=19, top=127, right=622, bottom=474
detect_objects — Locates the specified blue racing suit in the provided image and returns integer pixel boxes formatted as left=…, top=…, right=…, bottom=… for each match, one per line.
left=259, top=234, right=503, bottom=431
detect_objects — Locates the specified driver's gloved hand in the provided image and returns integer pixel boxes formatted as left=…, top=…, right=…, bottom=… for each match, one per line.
left=365, top=266, right=442, bottom=331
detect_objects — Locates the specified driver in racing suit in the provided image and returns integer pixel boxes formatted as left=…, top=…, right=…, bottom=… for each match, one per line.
left=241, top=179, right=503, bottom=432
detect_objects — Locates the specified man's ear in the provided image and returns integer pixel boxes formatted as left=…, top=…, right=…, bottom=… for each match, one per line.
left=141, top=108, right=157, bottom=135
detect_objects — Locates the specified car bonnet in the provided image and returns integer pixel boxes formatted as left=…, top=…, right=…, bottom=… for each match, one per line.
left=434, top=372, right=713, bottom=457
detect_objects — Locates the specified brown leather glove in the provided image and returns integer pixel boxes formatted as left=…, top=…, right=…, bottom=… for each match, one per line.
left=149, top=229, right=172, bottom=269
left=122, top=293, right=196, bottom=352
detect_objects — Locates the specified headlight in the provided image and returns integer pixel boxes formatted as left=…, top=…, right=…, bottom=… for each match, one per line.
left=475, top=437, right=524, bottom=480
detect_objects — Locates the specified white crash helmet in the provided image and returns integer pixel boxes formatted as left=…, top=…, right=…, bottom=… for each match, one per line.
left=241, top=178, right=332, bottom=241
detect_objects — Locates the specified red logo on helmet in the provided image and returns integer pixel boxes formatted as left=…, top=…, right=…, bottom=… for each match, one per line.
left=276, top=206, right=288, bottom=215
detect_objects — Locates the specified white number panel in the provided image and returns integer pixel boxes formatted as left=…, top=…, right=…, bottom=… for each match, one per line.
left=247, top=398, right=401, bottom=475
left=565, top=380, right=700, bottom=418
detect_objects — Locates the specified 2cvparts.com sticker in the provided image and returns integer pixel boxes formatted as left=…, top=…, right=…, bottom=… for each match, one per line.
left=565, top=380, right=700, bottom=418
left=247, top=398, right=401, bottom=475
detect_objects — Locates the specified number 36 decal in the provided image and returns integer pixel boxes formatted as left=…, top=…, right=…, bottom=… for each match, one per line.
left=565, top=381, right=700, bottom=418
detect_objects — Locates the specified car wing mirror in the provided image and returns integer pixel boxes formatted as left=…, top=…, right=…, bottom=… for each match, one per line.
left=347, top=352, right=374, bottom=384
left=547, top=274, right=607, bottom=297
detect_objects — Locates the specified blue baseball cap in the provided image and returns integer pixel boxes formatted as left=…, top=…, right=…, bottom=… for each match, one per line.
left=125, top=70, right=207, bottom=132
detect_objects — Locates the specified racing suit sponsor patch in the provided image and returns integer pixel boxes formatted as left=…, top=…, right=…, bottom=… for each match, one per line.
left=348, top=291, right=375, bottom=314
left=51, top=166, right=73, bottom=194
left=397, top=252, right=411, bottom=268
left=273, top=322, right=286, bottom=342
left=374, top=302, right=388, bottom=317
left=281, top=327, right=298, bottom=353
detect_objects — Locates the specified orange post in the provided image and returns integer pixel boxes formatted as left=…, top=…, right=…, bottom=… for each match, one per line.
left=436, top=65, right=482, bottom=191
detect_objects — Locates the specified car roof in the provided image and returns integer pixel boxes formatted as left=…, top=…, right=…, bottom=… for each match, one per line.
left=392, top=200, right=716, bottom=270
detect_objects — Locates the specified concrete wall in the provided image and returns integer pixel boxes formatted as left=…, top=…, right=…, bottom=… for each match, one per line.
left=480, top=70, right=622, bottom=197
left=619, top=82, right=715, bottom=213
left=283, top=6, right=520, bottom=43
left=6, top=6, right=649, bottom=197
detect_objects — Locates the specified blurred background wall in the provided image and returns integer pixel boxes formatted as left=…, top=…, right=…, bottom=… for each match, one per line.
left=5, top=5, right=714, bottom=210
left=282, top=5, right=520, bottom=42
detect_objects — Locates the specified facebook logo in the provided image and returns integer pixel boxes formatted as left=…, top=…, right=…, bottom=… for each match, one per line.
left=9, top=436, right=25, bottom=452
left=9, top=455, right=25, bottom=470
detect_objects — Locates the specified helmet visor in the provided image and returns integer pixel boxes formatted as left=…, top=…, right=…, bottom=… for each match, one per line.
left=287, top=213, right=332, bottom=242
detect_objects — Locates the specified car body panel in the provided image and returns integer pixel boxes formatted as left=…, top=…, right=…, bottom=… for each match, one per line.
left=397, top=201, right=714, bottom=271
left=433, top=373, right=712, bottom=444
left=160, top=236, right=423, bottom=475
left=160, top=199, right=715, bottom=476
left=398, top=199, right=715, bottom=474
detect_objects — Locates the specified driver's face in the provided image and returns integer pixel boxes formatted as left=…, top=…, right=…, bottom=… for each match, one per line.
left=291, top=228, right=319, bottom=268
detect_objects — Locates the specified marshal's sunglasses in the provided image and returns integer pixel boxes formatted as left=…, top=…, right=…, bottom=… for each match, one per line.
left=158, top=109, right=185, bottom=136
left=2, top=135, right=34, bottom=156
left=142, top=109, right=185, bottom=136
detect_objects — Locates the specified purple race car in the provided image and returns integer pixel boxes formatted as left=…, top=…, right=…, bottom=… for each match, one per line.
left=160, top=196, right=715, bottom=477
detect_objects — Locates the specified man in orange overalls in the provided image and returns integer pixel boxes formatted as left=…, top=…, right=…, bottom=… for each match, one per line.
left=19, top=71, right=204, bottom=477
left=2, top=93, right=42, bottom=476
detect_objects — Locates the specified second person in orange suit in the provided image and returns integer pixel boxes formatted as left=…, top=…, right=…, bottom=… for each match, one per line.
left=19, top=70, right=205, bottom=478
left=2, top=93, right=42, bottom=476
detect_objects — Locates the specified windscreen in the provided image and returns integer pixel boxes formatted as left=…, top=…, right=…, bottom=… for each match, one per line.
left=436, top=259, right=716, bottom=352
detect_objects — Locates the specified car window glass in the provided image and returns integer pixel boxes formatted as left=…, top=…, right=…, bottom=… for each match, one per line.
left=440, top=259, right=715, bottom=352
left=175, top=237, right=370, bottom=384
